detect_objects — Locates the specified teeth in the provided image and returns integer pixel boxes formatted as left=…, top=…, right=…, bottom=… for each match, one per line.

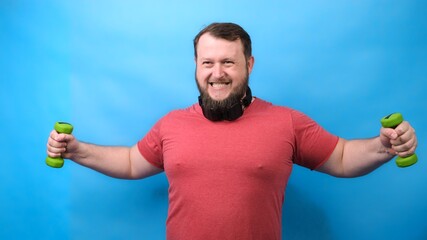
left=209, top=82, right=230, bottom=90
left=209, top=82, right=230, bottom=86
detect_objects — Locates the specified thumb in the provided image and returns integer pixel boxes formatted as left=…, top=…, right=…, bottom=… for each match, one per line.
left=53, top=131, right=75, bottom=143
left=380, top=127, right=398, bottom=140
left=379, top=127, right=398, bottom=149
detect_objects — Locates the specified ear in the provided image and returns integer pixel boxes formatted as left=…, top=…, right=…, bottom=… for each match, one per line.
left=247, top=56, right=255, bottom=74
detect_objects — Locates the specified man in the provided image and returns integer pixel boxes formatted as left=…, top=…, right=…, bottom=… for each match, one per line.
left=46, top=23, right=417, bottom=240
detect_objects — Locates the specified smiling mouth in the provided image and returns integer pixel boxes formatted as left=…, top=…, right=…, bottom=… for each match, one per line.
left=209, top=82, right=231, bottom=87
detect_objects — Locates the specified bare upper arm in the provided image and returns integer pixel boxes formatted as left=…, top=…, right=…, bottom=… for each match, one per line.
left=316, top=138, right=346, bottom=177
left=129, top=144, right=163, bottom=179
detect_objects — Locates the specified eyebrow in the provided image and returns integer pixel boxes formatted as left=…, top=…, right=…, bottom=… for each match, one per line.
left=199, top=57, right=236, bottom=62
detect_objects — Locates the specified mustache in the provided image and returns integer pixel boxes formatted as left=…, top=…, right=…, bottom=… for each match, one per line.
left=197, top=78, right=249, bottom=110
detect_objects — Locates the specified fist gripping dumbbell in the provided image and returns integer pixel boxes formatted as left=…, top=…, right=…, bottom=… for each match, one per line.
left=46, top=122, right=73, bottom=168
left=380, top=113, right=417, bottom=167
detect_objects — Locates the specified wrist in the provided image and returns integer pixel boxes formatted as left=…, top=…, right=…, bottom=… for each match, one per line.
left=375, top=137, right=396, bottom=161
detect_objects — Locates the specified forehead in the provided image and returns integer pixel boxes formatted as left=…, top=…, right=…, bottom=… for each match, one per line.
left=196, top=33, right=244, bottom=59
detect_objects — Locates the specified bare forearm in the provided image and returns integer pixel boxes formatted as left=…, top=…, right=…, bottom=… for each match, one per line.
left=340, top=137, right=395, bottom=177
left=47, top=130, right=162, bottom=179
left=318, top=120, right=417, bottom=178
left=70, top=142, right=133, bottom=179
left=318, top=137, right=395, bottom=177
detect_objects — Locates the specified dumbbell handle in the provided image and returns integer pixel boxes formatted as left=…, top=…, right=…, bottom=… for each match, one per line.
left=380, top=113, right=417, bottom=167
left=46, top=122, right=73, bottom=168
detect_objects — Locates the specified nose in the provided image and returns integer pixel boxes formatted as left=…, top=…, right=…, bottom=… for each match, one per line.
left=212, top=63, right=225, bottom=79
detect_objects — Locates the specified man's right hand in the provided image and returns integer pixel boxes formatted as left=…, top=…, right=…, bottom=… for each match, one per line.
left=46, top=130, right=162, bottom=179
left=46, top=130, right=78, bottom=160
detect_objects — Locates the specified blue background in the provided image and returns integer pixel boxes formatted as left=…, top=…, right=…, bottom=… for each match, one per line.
left=1, top=1, right=426, bottom=239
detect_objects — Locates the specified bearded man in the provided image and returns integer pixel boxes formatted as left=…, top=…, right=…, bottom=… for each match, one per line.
left=46, top=22, right=418, bottom=240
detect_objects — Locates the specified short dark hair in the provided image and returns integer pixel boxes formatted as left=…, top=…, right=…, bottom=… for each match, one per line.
left=193, top=22, right=252, bottom=59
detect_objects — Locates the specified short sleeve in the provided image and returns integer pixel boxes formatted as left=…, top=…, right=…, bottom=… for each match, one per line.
left=291, top=110, right=339, bottom=170
left=137, top=120, right=164, bottom=169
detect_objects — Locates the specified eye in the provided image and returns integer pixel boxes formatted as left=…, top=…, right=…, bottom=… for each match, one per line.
left=202, top=61, right=213, bottom=67
left=223, top=60, right=234, bottom=66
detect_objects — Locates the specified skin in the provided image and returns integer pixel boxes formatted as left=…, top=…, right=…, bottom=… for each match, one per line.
left=195, top=33, right=254, bottom=101
left=46, top=32, right=417, bottom=179
left=318, top=122, right=417, bottom=177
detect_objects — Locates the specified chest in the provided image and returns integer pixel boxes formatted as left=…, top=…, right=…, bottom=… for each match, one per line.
left=160, top=117, right=295, bottom=182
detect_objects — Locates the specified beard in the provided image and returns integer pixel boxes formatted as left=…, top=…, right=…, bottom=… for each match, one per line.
left=196, top=73, right=249, bottom=115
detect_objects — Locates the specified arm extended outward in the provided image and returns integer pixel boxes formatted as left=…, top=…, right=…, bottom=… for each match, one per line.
left=317, top=120, right=417, bottom=177
left=46, top=130, right=163, bottom=179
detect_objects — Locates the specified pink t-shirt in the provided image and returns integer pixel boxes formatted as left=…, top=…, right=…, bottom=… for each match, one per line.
left=138, top=98, right=338, bottom=240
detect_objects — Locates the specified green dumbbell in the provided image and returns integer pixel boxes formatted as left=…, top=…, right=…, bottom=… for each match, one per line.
left=46, top=122, right=74, bottom=168
left=380, top=113, right=417, bottom=167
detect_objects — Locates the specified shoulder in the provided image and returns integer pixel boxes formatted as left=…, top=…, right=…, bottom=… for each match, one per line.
left=249, top=97, right=299, bottom=117
left=156, top=103, right=204, bottom=126
left=249, top=98, right=320, bottom=129
left=163, top=103, right=202, bottom=119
